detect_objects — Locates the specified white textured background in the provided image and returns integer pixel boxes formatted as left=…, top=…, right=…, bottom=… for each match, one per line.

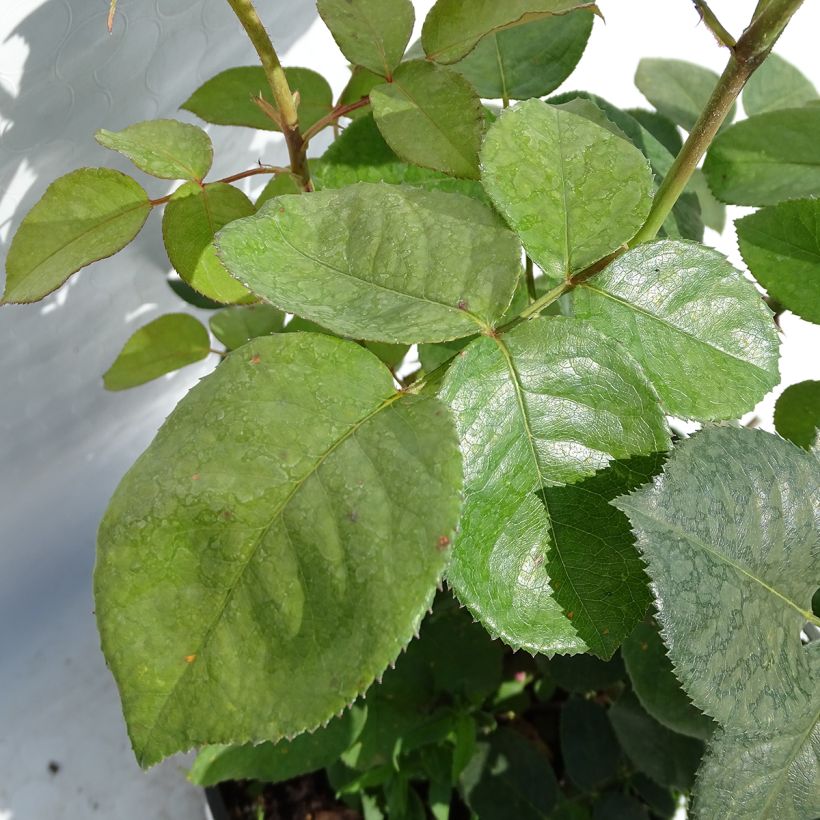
left=0, top=2, right=817, bottom=818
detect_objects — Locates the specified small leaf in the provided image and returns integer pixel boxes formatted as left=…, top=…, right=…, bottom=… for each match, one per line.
left=317, top=0, right=414, bottom=78
left=338, top=66, right=384, bottom=119
left=621, top=621, right=714, bottom=740
left=95, top=333, right=463, bottom=766
left=703, top=107, right=820, bottom=206
left=3, top=168, right=150, bottom=304
left=774, top=381, right=820, bottom=450
left=480, top=100, right=654, bottom=280
left=208, top=305, right=286, bottom=350
left=635, top=59, right=734, bottom=133
left=439, top=317, right=669, bottom=654
left=189, top=704, right=368, bottom=786
left=181, top=66, right=333, bottom=132
left=371, top=61, right=485, bottom=179
left=459, top=727, right=559, bottom=819
left=573, top=239, right=780, bottom=420
left=167, top=276, right=224, bottom=310
left=742, top=53, right=818, bottom=117
left=560, top=697, right=621, bottom=791
left=421, top=0, right=599, bottom=65
left=625, top=108, right=683, bottom=156
left=162, top=182, right=256, bottom=304
left=255, top=172, right=302, bottom=208
left=103, top=313, right=210, bottom=391
left=452, top=11, right=593, bottom=100
left=95, top=119, right=213, bottom=181
left=736, top=198, right=820, bottom=324
left=609, top=690, right=704, bottom=790
left=614, top=426, right=819, bottom=732
left=215, top=182, right=521, bottom=344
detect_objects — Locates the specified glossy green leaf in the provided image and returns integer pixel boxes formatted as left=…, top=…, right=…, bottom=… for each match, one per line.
left=480, top=100, right=654, bottom=280
left=459, top=727, right=558, bottom=818
left=703, top=108, right=820, bottom=205
left=95, top=119, right=212, bottom=181
left=421, top=0, right=599, bottom=64
left=314, top=115, right=487, bottom=201
left=162, top=182, right=256, bottom=304
left=774, top=381, right=820, bottom=450
left=317, top=0, right=414, bottom=78
left=96, top=332, right=463, bottom=766
left=635, top=58, right=734, bottom=133
left=609, top=690, right=704, bottom=790
left=743, top=53, right=818, bottom=117
left=370, top=61, right=485, bottom=179
left=189, top=704, right=367, bottom=786
left=452, top=12, right=592, bottom=100
left=439, top=317, right=669, bottom=654
left=215, top=182, right=521, bottom=344
left=208, top=304, right=286, bottom=350
left=560, top=697, right=621, bottom=791
left=181, top=66, right=333, bottom=132
left=573, top=240, right=779, bottom=420
left=3, top=168, right=150, bottom=304
left=102, top=313, right=210, bottom=391
left=625, top=108, right=683, bottom=156
left=614, top=426, right=820, bottom=733
left=622, top=621, right=714, bottom=740
left=736, top=198, right=820, bottom=324
left=338, top=66, right=384, bottom=119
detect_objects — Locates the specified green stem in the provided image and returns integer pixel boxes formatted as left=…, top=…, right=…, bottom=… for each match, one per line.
left=502, top=280, right=571, bottom=333
left=225, top=0, right=311, bottom=191
left=631, top=0, right=804, bottom=246
left=691, top=0, right=736, bottom=48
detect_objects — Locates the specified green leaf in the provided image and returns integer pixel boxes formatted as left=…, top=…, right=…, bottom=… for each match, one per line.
left=743, top=53, right=818, bottom=117
left=181, top=66, right=333, bottom=132
left=480, top=100, right=654, bottom=280
left=421, top=0, right=599, bottom=65
left=439, top=317, right=669, bottom=654
left=630, top=773, right=676, bottom=818
left=95, top=119, right=212, bottom=181
left=635, top=58, right=734, bottom=133
left=573, top=239, right=780, bottom=420
left=215, top=182, right=521, bottom=344
left=451, top=12, right=592, bottom=100
left=168, top=276, right=224, bottom=310
left=625, top=109, right=683, bottom=156
left=317, top=0, right=414, bottom=78
left=208, top=304, right=286, bottom=350
left=95, top=333, right=463, bottom=766
left=621, top=621, right=714, bottom=740
left=736, top=198, right=820, bottom=324
left=255, top=172, right=302, bottom=209
left=339, top=66, right=384, bottom=119
left=592, top=793, right=649, bottom=820
left=609, top=690, right=704, bottom=790
left=371, top=61, right=485, bottom=179
left=688, top=169, right=725, bottom=234
left=775, top=381, right=820, bottom=450
left=314, top=115, right=487, bottom=201
left=560, top=697, right=621, bottom=791
left=162, top=182, right=256, bottom=304
left=544, top=651, right=626, bottom=693
left=3, top=168, right=150, bottom=304
left=189, top=704, right=367, bottom=786
left=102, top=313, right=211, bottom=391
left=459, top=727, right=559, bottom=819
left=703, top=108, right=820, bottom=206
left=614, top=426, right=819, bottom=732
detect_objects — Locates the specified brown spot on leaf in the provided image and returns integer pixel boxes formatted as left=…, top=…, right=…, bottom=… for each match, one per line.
left=185, top=654, right=197, bottom=664
left=457, top=299, right=469, bottom=310
left=191, top=473, right=200, bottom=481
left=250, top=354, right=261, bottom=365
left=566, top=611, right=574, bottom=620
left=437, top=535, right=451, bottom=551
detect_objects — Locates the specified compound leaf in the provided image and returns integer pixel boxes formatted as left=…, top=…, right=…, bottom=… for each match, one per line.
left=215, top=182, right=521, bottom=344
left=481, top=100, right=654, bottom=281
left=95, top=332, right=463, bottom=766
left=439, top=317, right=669, bottom=655
left=743, top=53, right=818, bottom=117
left=573, top=240, right=780, bottom=420
left=95, top=119, right=213, bottom=181
left=3, top=168, right=150, bottom=304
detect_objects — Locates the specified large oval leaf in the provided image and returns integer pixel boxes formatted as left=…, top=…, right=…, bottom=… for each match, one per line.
left=480, top=100, right=654, bottom=280
left=3, top=168, right=150, bottom=304
left=573, top=240, right=780, bottom=421
left=703, top=107, right=820, bottom=206
left=215, top=182, right=521, bottom=344
left=421, top=0, right=598, bottom=64
left=370, top=61, right=485, bottom=179
left=95, top=332, right=463, bottom=766
left=162, top=182, right=256, bottom=304
left=439, top=317, right=670, bottom=656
